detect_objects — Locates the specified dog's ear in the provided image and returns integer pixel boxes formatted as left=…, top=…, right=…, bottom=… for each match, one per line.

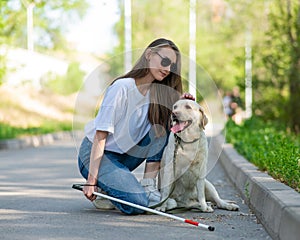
left=199, top=108, right=208, bottom=129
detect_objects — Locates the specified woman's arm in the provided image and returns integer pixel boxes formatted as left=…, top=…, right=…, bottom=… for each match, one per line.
left=83, top=130, right=108, bottom=201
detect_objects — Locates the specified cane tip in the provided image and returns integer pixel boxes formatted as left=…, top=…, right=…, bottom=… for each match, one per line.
left=208, top=226, right=215, bottom=231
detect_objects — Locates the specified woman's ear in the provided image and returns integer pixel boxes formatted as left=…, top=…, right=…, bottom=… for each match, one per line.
left=145, top=48, right=152, bottom=61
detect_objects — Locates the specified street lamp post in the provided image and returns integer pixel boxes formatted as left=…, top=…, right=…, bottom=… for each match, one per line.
left=27, top=2, right=34, bottom=51
left=124, top=0, right=132, bottom=72
left=189, top=0, right=197, bottom=101
left=21, top=0, right=35, bottom=51
left=245, top=27, right=252, bottom=118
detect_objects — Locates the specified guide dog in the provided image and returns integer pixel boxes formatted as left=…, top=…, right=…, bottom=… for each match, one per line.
left=156, top=99, right=239, bottom=212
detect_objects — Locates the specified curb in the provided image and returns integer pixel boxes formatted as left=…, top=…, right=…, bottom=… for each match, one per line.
left=214, top=134, right=300, bottom=240
left=0, top=131, right=84, bottom=151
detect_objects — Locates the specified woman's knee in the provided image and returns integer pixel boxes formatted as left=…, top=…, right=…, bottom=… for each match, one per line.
left=116, top=193, right=149, bottom=215
left=99, top=181, right=148, bottom=215
left=120, top=206, right=145, bottom=215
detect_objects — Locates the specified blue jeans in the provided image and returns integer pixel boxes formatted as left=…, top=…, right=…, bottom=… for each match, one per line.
left=77, top=129, right=168, bottom=215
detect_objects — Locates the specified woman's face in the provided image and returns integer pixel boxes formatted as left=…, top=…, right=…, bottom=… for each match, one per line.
left=148, top=47, right=177, bottom=81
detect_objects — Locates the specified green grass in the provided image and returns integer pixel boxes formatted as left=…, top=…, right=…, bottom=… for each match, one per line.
left=225, top=117, right=300, bottom=192
left=0, top=121, right=72, bottom=140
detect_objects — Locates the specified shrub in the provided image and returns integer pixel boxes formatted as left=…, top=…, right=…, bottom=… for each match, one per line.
left=41, top=61, right=85, bottom=95
left=0, top=121, right=72, bottom=140
left=225, top=117, right=300, bottom=192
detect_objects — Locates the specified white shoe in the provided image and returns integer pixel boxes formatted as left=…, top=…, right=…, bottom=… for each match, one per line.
left=140, top=178, right=161, bottom=207
left=93, top=198, right=115, bottom=210
left=92, top=189, right=115, bottom=210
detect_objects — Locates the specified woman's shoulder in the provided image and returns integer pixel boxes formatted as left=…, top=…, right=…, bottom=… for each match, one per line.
left=111, top=77, right=135, bottom=88
left=106, top=78, right=134, bottom=96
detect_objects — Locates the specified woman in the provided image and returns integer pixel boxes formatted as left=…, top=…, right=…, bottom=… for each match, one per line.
left=78, top=38, right=193, bottom=215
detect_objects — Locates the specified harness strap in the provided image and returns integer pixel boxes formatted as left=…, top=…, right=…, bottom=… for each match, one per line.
left=149, top=136, right=180, bottom=209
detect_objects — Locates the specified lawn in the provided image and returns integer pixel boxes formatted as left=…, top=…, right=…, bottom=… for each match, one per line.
left=0, top=85, right=75, bottom=139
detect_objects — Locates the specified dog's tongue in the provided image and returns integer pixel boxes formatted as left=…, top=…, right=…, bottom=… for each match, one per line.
left=171, top=121, right=187, bottom=133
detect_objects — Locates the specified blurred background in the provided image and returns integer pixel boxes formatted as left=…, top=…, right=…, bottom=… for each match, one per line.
left=0, top=0, right=300, bottom=139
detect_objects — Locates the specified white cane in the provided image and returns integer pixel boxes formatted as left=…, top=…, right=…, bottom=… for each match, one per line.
left=72, top=184, right=215, bottom=231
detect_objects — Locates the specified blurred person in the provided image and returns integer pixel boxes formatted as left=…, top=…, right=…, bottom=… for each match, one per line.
left=223, top=90, right=233, bottom=119
left=77, top=38, right=194, bottom=215
left=230, top=86, right=244, bottom=124
left=230, top=86, right=242, bottom=111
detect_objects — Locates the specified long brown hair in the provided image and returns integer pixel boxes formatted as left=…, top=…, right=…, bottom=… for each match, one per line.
left=115, top=38, right=183, bottom=136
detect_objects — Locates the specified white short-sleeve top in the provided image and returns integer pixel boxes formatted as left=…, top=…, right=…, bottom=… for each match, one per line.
left=84, top=78, right=151, bottom=153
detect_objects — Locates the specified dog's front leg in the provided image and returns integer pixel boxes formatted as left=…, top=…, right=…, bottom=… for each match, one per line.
left=205, top=179, right=239, bottom=211
left=197, top=179, right=213, bottom=212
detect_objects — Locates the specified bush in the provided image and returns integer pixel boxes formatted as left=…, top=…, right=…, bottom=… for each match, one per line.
left=41, top=61, right=85, bottom=95
left=225, top=117, right=300, bottom=192
left=0, top=121, right=72, bottom=140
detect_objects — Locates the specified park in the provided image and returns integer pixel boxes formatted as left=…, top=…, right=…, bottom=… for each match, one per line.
left=0, top=1, right=299, bottom=240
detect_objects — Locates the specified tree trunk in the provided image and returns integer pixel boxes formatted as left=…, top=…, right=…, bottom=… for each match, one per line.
left=289, top=63, right=300, bottom=134
left=287, top=0, right=300, bottom=134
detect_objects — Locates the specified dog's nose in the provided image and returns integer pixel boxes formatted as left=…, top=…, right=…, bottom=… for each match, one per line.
left=172, top=112, right=180, bottom=121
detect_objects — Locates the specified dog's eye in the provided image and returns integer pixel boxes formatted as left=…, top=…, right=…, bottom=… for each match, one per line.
left=173, top=105, right=177, bottom=110
left=185, top=105, right=192, bottom=109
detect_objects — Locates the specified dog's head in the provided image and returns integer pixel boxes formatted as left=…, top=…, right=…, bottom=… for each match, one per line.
left=170, top=99, right=208, bottom=141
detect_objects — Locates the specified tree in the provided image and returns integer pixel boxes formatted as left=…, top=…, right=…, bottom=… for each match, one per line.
left=0, top=0, right=89, bottom=85
left=109, top=0, right=269, bottom=91
left=0, top=0, right=89, bottom=51
left=255, top=0, right=300, bottom=133
left=108, top=0, right=300, bottom=133
left=41, top=61, right=85, bottom=95
left=286, top=0, right=300, bottom=133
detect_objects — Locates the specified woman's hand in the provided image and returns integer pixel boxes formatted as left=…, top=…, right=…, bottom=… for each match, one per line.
left=180, top=93, right=195, bottom=101
left=83, top=183, right=98, bottom=202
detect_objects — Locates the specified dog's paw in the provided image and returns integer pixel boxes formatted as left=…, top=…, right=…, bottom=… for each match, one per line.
left=166, top=198, right=177, bottom=210
left=218, top=200, right=240, bottom=211
left=202, top=205, right=214, bottom=212
left=156, top=199, right=177, bottom=212
left=225, top=202, right=239, bottom=211
left=155, top=203, right=168, bottom=212
left=198, top=201, right=214, bottom=212
left=199, top=203, right=214, bottom=212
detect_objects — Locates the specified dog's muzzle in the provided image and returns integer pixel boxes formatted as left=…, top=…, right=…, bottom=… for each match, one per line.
left=171, top=113, right=192, bottom=134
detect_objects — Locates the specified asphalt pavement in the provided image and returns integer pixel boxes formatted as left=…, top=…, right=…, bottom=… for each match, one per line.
left=0, top=133, right=272, bottom=240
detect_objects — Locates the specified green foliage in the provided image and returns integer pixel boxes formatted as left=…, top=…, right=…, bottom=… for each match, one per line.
left=0, top=54, right=6, bottom=85
left=225, top=117, right=300, bottom=192
left=1, top=0, right=89, bottom=51
left=41, top=61, right=85, bottom=95
left=109, top=1, right=270, bottom=92
left=107, top=0, right=190, bottom=79
left=0, top=0, right=90, bottom=84
left=108, top=1, right=300, bottom=134
left=0, top=121, right=72, bottom=140
left=0, top=1, right=9, bottom=85
left=252, top=0, right=300, bottom=133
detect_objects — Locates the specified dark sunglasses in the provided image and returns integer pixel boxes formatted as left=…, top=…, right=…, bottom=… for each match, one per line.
left=155, top=52, right=177, bottom=73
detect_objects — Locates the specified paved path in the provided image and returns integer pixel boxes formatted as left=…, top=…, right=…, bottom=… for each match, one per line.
left=0, top=137, right=271, bottom=240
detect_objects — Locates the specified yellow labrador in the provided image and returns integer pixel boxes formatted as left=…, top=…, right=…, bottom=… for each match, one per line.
left=156, top=99, right=239, bottom=212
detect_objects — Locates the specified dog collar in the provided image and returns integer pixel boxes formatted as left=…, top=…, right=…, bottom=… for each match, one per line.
left=174, top=134, right=200, bottom=145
